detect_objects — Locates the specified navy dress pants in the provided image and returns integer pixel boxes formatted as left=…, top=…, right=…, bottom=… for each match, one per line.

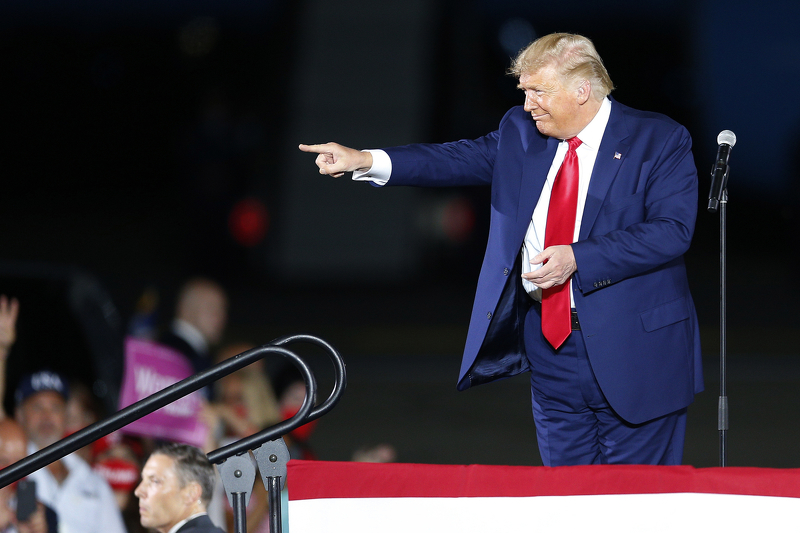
left=523, top=303, right=687, bottom=466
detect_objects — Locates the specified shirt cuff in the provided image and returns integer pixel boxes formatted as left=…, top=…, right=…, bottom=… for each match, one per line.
left=352, top=149, right=391, bottom=186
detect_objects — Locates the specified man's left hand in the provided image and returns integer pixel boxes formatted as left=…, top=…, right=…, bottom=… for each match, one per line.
left=523, top=245, right=577, bottom=289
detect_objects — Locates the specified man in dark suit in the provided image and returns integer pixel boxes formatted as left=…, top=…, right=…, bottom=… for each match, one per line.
left=159, top=278, right=228, bottom=398
left=299, top=33, right=703, bottom=466
left=135, top=443, right=225, bottom=533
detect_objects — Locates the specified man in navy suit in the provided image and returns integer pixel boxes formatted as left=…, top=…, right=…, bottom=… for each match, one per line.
left=159, top=278, right=228, bottom=400
left=300, top=33, right=703, bottom=466
left=135, top=443, right=225, bottom=533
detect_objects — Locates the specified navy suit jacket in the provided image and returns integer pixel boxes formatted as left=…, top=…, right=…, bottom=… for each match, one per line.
left=384, top=98, right=703, bottom=424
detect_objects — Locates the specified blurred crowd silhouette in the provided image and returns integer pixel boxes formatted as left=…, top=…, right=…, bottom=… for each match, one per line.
left=0, top=279, right=396, bottom=533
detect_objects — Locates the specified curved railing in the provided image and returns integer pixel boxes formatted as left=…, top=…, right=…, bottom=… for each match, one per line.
left=0, top=334, right=346, bottom=533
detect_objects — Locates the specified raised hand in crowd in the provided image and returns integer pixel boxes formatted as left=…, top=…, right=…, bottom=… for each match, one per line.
left=0, top=295, right=19, bottom=358
left=0, top=295, right=20, bottom=420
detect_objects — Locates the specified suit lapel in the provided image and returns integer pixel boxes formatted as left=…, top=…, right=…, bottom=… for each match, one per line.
left=516, top=132, right=558, bottom=242
left=579, top=101, right=631, bottom=240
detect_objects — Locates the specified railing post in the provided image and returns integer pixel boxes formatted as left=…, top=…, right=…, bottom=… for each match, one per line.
left=253, top=439, right=290, bottom=533
left=217, top=453, right=257, bottom=533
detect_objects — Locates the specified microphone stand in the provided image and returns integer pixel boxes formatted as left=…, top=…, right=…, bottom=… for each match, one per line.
left=717, top=188, right=729, bottom=466
left=708, top=131, right=734, bottom=467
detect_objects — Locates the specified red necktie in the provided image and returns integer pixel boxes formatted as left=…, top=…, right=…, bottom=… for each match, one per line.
left=541, top=137, right=582, bottom=349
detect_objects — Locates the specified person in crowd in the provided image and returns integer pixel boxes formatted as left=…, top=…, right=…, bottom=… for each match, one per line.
left=63, top=381, right=106, bottom=464
left=204, top=343, right=281, bottom=446
left=94, top=454, right=140, bottom=510
left=0, top=298, right=64, bottom=533
left=14, top=370, right=126, bottom=533
left=61, top=376, right=146, bottom=532
left=89, top=430, right=149, bottom=533
left=272, top=364, right=317, bottom=460
left=159, top=279, right=228, bottom=399
left=299, top=32, right=703, bottom=466
left=135, top=443, right=225, bottom=533
left=351, top=443, right=397, bottom=463
left=202, top=343, right=282, bottom=533
left=0, top=418, right=58, bottom=533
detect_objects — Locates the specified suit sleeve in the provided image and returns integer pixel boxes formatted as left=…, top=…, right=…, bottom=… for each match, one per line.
left=384, top=122, right=506, bottom=188
left=571, top=124, right=698, bottom=293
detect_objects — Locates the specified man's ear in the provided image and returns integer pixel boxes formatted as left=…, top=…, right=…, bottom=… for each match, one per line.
left=576, top=80, right=592, bottom=105
left=182, top=481, right=203, bottom=506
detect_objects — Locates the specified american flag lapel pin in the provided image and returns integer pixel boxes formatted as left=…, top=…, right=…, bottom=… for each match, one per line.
left=614, top=152, right=622, bottom=160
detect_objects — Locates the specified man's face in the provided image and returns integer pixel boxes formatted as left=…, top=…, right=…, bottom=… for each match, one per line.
left=0, top=420, right=27, bottom=500
left=0, top=426, right=26, bottom=469
left=183, top=286, right=227, bottom=346
left=15, top=391, right=66, bottom=449
left=135, top=454, right=194, bottom=533
left=519, top=65, right=585, bottom=140
left=195, top=288, right=227, bottom=345
left=218, top=374, right=246, bottom=414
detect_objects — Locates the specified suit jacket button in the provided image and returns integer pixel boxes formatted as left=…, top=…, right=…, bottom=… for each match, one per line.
left=503, top=268, right=509, bottom=276
left=594, top=282, right=598, bottom=288
left=487, top=312, right=492, bottom=320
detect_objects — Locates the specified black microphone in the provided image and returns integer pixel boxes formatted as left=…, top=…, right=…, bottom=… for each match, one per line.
left=708, top=130, right=736, bottom=212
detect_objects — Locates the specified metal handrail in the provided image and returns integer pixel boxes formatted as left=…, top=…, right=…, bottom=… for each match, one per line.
left=208, top=334, right=346, bottom=464
left=0, top=333, right=346, bottom=488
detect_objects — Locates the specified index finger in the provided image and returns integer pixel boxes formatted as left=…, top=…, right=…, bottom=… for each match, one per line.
left=298, top=143, right=331, bottom=154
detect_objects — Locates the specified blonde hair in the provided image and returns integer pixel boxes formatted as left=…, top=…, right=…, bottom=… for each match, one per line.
left=509, top=33, right=614, bottom=100
left=214, top=343, right=282, bottom=429
left=237, top=369, right=281, bottom=429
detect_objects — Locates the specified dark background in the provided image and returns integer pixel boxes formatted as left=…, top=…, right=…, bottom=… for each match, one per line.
left=1, top=0, right=799, bottom=468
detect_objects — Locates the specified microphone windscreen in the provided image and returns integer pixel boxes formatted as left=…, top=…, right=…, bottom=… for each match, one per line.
left=717, top=130, right=736, bottom=147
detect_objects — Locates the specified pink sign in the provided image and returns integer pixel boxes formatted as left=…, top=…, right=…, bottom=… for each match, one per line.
left=118, top=337, right=208, bottom=448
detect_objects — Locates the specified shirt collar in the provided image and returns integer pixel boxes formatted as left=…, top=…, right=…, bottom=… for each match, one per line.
left=574, top=96, right=612, bottom=151
left=167, top=512, right=208, bottom=533
left=171, top=319, right=209, bottom=355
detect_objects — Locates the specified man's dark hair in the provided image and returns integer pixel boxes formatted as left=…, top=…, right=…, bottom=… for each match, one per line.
left=152, top=443, right=216, bottom=506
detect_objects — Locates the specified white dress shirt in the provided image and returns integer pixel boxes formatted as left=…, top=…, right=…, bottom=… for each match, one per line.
left=520, top=97, right=612, bottom=302
left=26, top=445, right=126, bottom=533
left=172, top=319, right=209, bottom=356
left=352, top=149, right=392, bottom=185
